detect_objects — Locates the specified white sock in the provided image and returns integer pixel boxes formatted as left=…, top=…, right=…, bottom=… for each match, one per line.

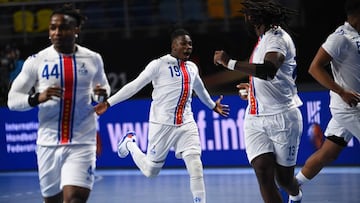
left=296, top=171, right=310, bottom=185
left=289, top=189, right=302, bottom=201
left=184, top=155, right=206, bottom=203
left=127, top=142, right=147, bottom=170
left=127, top=142, right=162, bottom=177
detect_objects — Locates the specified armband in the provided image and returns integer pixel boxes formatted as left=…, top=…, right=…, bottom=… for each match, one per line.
left=28, top=93, right=40, bottom=107
left=97, top=95, right=107, bottom=103
left=227, top=59, right=237, bottom=70
left=254, top=60, right=278, bottom=80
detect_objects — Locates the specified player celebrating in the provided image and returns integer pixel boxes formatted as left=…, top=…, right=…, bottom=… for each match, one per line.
left=213, top=1, right=303, bottom=202
left=94, top=28, right=229, bottom=203
left=7, top=4, right=110, bottom=203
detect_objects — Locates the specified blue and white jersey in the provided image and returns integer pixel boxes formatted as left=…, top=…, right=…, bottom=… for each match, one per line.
left=107, top=54, right=215, bottom=126
left=247, top=26, right=302, bottom=115
left=322, top=22, right=360, bottom=109
left=8, top=44, right=110, bottom=146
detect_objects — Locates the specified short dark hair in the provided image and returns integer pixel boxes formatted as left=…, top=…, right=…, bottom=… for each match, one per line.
left=345, top=0, right=360, bottom=15
left=170, top=28, right=190, bottom=43
left=52, top=3, right=87, bottom=27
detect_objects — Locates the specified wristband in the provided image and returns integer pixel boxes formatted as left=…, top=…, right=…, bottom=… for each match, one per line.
left=227, top=59, right=237, bottom=70
left=28, top=93, right=40, bottom=107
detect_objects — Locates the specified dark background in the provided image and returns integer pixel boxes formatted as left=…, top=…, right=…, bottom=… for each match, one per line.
left=0, top=0, right=348, bottom=98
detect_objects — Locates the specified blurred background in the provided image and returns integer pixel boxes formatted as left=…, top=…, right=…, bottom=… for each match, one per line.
left=1, top=3, right=359, bottom=203
left=0, top=0, right=347, bottom=104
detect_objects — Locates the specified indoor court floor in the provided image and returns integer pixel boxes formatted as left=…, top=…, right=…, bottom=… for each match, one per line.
left=1, top=166, right=359, bottom=203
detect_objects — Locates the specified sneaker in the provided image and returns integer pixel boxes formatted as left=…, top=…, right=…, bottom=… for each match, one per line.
left=288, top=189, right=302, bottom=203
left=117, top=131, right=136, bottom=158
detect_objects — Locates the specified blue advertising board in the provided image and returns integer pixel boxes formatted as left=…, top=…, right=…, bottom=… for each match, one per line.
left=1, top=90, right=359, bottom=171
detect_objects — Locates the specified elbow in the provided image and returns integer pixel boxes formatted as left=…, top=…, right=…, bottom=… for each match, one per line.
left=7, top=100, right=17, bottom=111
left=7, top=94, right=31, bottom=112
left=255, top=61, right=278, bottom=80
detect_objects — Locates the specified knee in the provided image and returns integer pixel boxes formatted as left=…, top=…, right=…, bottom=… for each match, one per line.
left=251, top=153, right=276, bottom=182
left=142, top=160, right=163, bottom=178
left=143, top=167, right=161, bottom=178
left=62, top=186, right=90, bottom=203
left=183, top=154, right=203, bottom=179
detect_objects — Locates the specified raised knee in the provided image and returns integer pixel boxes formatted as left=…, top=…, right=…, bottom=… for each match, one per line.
left=143, top=168, right=160, bottom=178
left=142, top=160, right=163, bottom=178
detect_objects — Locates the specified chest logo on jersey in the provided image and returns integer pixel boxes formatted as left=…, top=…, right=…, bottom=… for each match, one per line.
left=78, top=63, right=88, bottom=75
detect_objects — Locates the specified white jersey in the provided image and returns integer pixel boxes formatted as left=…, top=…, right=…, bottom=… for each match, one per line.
left=247, top=26, right=302, bottom=115
left=107, top=54, right=216, bottom=126
left=322, top=22, right=360, bottom=109
left=8, top=45, right=110, bottom=146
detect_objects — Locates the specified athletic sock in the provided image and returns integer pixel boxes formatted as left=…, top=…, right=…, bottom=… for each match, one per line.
left=296, top=171, right=310, bottom=185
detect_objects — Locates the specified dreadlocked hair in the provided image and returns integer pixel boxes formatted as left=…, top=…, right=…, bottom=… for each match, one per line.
left=52, top=3, right=87, bottom=27
left=240, top=0, right=297, bottom=29
left=345, top=0, right=360, bottom=15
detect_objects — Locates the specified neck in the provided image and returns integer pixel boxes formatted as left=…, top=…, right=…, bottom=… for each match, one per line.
left=347, top=15, right=360, bottom=33
left=55, top=45, right=76, bottom=55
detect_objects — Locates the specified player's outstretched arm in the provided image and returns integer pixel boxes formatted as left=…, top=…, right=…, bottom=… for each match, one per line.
left=213, top=95, right=230, bottom=117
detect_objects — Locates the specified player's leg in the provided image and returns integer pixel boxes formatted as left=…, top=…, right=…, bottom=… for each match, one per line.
left=62, top=186, right=90, bottom=203
left=244, top=114, right=283, bottom=203
left=43, top=193, right=63, bottom=203
left=275, top=164, right=302, bottom=203
left=175, top=122, right=206, bottom=203
left=125, top=123, right=172, bottom=177
left=183, top=154, right=205, bottom=203
left=37, top=145, right=63, bottom=203
left=296, top=117, right=349, bottom=185
left=252, top=153, right=283, bottom=203
left=61, top=145, right=96, bottom=203
left=296, top=137, right=345, bottom=184
left=272, top=108, right=303, bottom=202
left=127, top=140, right=164, bottom=178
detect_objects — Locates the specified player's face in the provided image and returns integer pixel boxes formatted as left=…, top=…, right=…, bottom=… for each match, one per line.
left=49, top=14, right=79, bottom=54
left=171, top=35, right=193, bottom=61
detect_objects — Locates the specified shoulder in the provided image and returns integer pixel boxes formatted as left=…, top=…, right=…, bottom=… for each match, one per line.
left=268, top=27, right=293, bottom=42
left=159, top=54, right=174, bottom=62
left=155, top=54, right=177, bottom=67
left=325, top=26, right=350, bottom=46
left=185, top=60, right=199, bottom=74
left=185, top=60, right=197, bottom=68
left=24, top=46, right=52, bottom=63
left=76, top=45, right=101, bottom=56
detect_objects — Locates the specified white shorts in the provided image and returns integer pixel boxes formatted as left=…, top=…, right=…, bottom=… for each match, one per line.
left=36, top=144, right=96, bottom=197
left=146, top=121, right=201, bottom=163
left=325, top=107, right=360, bottom=142
left=244, top=108, right=303, bottom=167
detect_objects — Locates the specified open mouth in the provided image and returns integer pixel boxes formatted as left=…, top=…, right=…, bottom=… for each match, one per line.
left=184, top=51, right=191, bottom=56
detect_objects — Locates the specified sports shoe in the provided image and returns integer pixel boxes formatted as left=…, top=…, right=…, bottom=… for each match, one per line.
left=117, top=131, right=136, bottom=158
left=288, top=189, right=302, bottom=203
